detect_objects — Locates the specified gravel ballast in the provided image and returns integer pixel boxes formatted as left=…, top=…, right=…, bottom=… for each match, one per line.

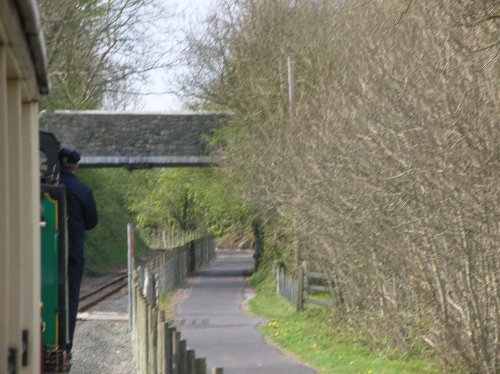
left=70, top=276, right=135, bottom=374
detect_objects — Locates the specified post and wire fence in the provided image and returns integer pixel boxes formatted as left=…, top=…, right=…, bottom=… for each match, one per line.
left=127, top=224, right=223, bottom=374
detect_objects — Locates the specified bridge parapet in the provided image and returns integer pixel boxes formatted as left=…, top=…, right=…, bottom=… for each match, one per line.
left=40, top=111, right=227, bottom=167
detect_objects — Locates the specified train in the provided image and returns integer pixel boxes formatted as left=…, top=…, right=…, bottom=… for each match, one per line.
left=39, top=131, right=71, bottom=372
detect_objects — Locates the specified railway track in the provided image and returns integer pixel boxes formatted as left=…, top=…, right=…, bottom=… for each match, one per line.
left=78, top=274, right=128, bottom=312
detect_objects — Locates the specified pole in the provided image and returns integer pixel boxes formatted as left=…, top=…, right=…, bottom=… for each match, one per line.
left=296, top=263, right=304, bottom=311
left=127, top=223, right=135, bottom=331
left=288, top=56, right=301, bottom=268
left=287, top=56, right=296, bottom=128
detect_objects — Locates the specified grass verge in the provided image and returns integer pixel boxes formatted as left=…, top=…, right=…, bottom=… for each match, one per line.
left=248, top=276, right=440, bottom=374
left=158, top=290, right=177, bottom=318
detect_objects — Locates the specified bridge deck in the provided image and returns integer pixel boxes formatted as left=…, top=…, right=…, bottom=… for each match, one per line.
left=40, top=111, right=227, bottom=168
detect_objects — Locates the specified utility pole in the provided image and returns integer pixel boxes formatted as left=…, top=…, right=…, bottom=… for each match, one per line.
left=287, top=56, right=297, bottom=128
left=287, top=56, right=300, bottom=269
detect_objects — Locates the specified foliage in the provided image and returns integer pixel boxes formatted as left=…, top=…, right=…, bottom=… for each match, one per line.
left=128, top=168, right=254, bottom=238
left=77, top=168, right=149, bottom=273
left=182, top=1, right=499, bottom=372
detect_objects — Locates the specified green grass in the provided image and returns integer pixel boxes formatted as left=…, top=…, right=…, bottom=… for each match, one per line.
left=248, top=277, right=440, bottom=374
left=158, top=290, right=178, bottom=319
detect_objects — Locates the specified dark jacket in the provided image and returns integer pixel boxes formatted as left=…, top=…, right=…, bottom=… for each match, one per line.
left=60, top=171, right=98, bottom=266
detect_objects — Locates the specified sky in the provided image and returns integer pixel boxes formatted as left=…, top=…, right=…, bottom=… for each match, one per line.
left=137, top=0, right=217, bottom=112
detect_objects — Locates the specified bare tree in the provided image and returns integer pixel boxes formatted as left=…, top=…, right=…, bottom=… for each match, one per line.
left=39, top=0, right=176, bottom=110
left=181, top=0, right=499, bottom=372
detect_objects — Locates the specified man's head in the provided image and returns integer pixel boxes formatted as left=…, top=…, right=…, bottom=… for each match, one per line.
left=59, top=148, right=81, bottom=173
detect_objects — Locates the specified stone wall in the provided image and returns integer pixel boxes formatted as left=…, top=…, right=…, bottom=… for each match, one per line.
left=40, top=111, right=227, bottom=167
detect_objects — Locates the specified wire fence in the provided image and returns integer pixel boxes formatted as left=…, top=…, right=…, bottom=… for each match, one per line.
left=276, top=264, right=300, bottom=306
left=136, top=237, right=215, bottom=304
left=140, top=228, right=208, bottom=250
left=132, top=236, right=221, bottom=373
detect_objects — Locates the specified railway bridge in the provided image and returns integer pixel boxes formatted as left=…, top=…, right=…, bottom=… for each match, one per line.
left=40, top=110, right=228, bottom=168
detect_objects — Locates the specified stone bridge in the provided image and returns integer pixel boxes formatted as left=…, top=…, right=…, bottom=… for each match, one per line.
left=40, top=111, right=227, bottom=168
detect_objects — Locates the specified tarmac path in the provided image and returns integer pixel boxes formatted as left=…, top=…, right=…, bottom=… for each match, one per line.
left=175, top=250, right=317, bottom=374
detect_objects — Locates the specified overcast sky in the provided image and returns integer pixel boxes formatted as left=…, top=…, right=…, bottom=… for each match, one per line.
left=136, top=0, right=216, bottom=112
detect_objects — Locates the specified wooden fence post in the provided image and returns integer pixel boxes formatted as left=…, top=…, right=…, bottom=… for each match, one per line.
left=276, top=265, right=280, bottom=294
left=153, top=307, right=159, bottom=373
left=141, top=295, right=147, bottom=373
left=144, top=298, right=149, bottom=371
left=167, top=326, right=175, bottom=374
left=148, top=306, right=155, bottom=373
left=178, top=339, right=187, bottom=374
left=173, top=330, right=181, bottom=374
left=296, top=264, right=304, bottom=311
left=167, top=327, right=176, bottom=373
left=195, top=358, right=206, bottom=374
left=159, top=321, right=167, bottom=374
left=157, top=312, right=165, bottom=374
left=302, top=261, right=308, bottom=303
left=186, top=350, right=196, bottom=374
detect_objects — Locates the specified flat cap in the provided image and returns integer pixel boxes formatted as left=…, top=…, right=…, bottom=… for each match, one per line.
left=59, top=147, right=81, bottom=165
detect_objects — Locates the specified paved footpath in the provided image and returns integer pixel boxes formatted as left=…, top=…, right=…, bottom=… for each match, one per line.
left=175, top=250, right=317, bottom=374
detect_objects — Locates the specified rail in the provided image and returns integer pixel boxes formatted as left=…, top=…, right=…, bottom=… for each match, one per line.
left=79, top=274, right=128, bottom=312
